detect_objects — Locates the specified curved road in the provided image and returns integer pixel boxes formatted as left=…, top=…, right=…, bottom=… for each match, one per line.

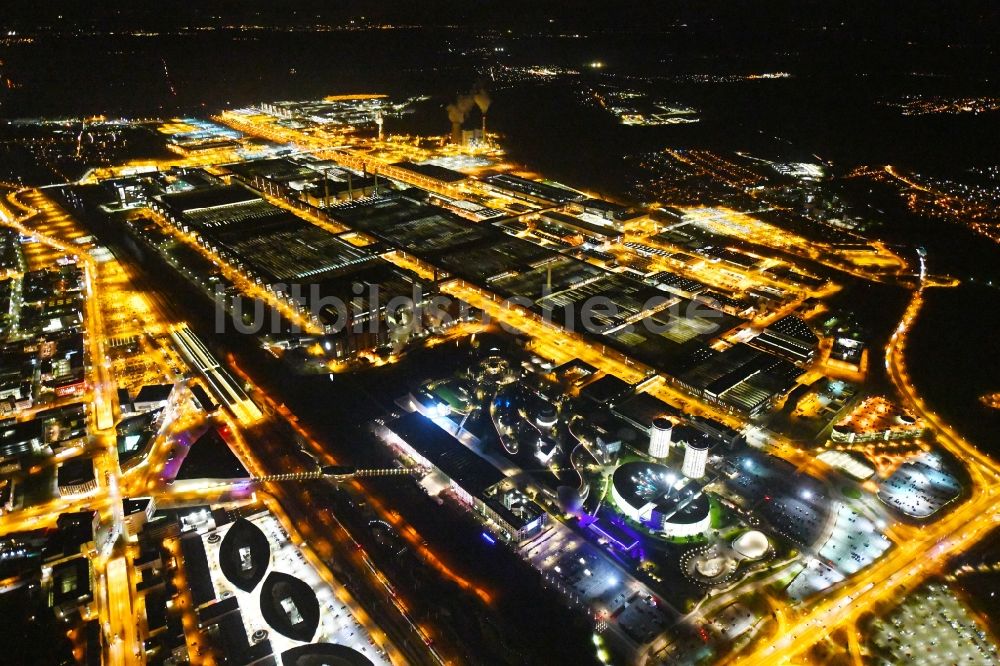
left=729, top=285, right=1000, bottom=665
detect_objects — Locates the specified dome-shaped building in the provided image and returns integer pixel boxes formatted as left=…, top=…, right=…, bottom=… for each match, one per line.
left=732, top=530, right=769, bottom=559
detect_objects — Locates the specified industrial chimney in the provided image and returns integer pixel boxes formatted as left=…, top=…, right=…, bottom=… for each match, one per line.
left=447, top=92, right=476, bottom=145
left=473, top=88, right=491, bottom=145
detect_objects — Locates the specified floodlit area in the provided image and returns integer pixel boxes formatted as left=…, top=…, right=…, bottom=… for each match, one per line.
left=786, top=557, right=847, bottom=601
left=520, top=525, right=673, bottom=648
left=709, top=603, right=756, bottom=641
left=785, top=503, right=890, bottom=599
left=817, top=450, right=875, bottom=480
left=683, top=207, right=805, bottom=249
left=878, top=453, right=961, bottom=518
left=834, top=395, right=924, bottom=443
left=200, top=511, right=391, bottom=664
left=732, top=530, right=769, bottom=560
left=817, top=505, right=891, bottom=576
left=869, top=583, right=999, bottom=665
left=0, top=41, right=993, bottom=664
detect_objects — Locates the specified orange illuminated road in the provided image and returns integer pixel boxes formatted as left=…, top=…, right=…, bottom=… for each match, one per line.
left=405, top=260, right=828, bottom=480
left=1, top=186, right=432, bottom=665
left=104, top=554, right=142, bottom=666
left=221, top=358, right=478, bottom=663
left=1, top=189, right=116, bottom=428
left=4, top=106, right=993, bottom=666
left=0, top=186, right=149, bottom=663
left=398, top=246, right=1000, bottom=665
left=1, top=187, right=241, bottom=664
left=728, top=286, right=1000, bottom=665
left=407, top=268, right=759, bottom=433
left=212, top=405, right=440, bottom=664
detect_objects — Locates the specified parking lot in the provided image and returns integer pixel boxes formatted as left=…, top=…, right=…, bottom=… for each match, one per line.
left=818, top=505, right=891, bottom=576
left=521, top=523, right=673, bottom=648
left=201, top=511, right=391, bottom=663
left=869, top=583, right=998, bottom=665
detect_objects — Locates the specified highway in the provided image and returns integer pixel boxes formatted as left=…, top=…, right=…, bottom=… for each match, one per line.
left=727, top=284, right=1000, bottom=665
left=392, top=236, right=1000, bottom=666
left=104, top=554, right=141, bottom=665
left=3, top=110, right=995, bottom=666
left=0, top=187, right=419, bottom=666
left=1, top=186, right=143, bottom=663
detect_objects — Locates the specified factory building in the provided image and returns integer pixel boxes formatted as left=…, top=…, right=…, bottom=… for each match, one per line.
left=389, top=161, right=468, bottom=191
left=568, top=197, right=646, bottom=224
left=674, top=343, right=803, bottom=417
left=751, top=315, right=819, bottom=364
left=535, top=211, right=624, bottom=250
left=482, top=173, right=586, bottom=205
left=610, top=392, right=681, bottom=433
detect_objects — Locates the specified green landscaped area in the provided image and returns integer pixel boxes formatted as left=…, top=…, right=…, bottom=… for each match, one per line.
left=842, top=485, right=862, bottom=500
left=430, top=382, right=470, bottom=413
left=603, top=459, right=726, bottom=546
left=709, top=495, right=730, bottom=529
left=665, top=533, right=708, bottom=544
left=605, top=481, right=706, bottom=544
left=718, top=526, right=744, bottom=541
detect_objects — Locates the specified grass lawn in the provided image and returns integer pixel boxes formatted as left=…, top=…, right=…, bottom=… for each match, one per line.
left=842, top=485, right=862, bottom=500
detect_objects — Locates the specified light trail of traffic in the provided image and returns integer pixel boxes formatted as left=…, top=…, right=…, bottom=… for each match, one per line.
left=729, top=285, right=1000, bottom=665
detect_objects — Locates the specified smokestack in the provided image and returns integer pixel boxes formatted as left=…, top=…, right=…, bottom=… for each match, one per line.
left=447, top=92, right=476, bottom=144
left=473, top=87, right=491, bottom=144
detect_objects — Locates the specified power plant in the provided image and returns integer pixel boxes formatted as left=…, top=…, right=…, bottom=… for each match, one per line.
left=447, top=86, right=491, bottom=146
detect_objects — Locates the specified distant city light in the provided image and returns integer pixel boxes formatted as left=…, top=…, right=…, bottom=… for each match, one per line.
left=5, top=26, right=992, bottom=664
